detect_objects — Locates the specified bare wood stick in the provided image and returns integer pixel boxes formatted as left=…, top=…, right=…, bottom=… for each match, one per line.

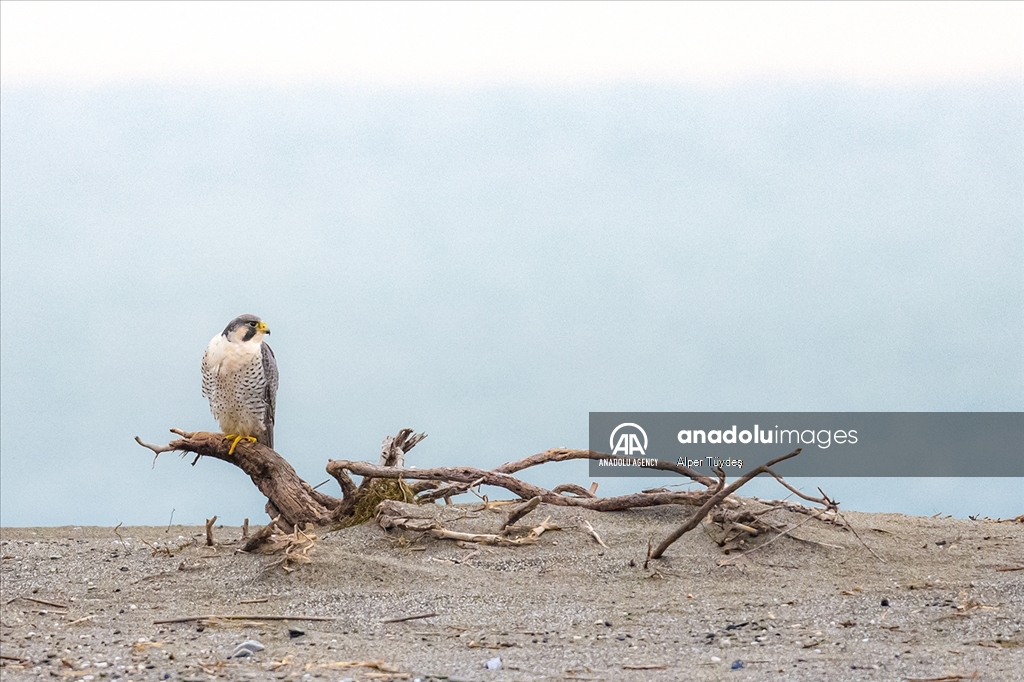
left=718, top=515, right=818, bottom=566
left=835, top=508, right=885, bottom=563
left=761, top=472, right=837, bottom=508
left=328, top=460, right=709, bottom=511
left=6, top=596, right=70, bottom=609
left=135, top=435, right=180, bottom=468
left=205, top=516, right=217, bottom=547
left=113, top=521, right=130, bottom=551
left=526, top=516, right=559, bottom=540
left=379, top=428, right=427, bottom=467
left=429, top=528, right=534, bottom=546
left=241, top=518, right=249, bottom=540
left=328, top=466, right=358, bottom=501
left=241, top=516, right=283, bottom=553
left=758, top=499, right=838, bottom=522
left=381, top=612, right=438, bottom=623
left=651, top=449, right=803, bottom=559
left=501, top=496, right=541, bottom=531
left=416, top=481, right=477, bottom=503
left=416, top=514, right=559, bottom=546
left=553, top=484, right=595, bottom=498
left=153, top=614, right=339, bottom=624
left=494, top=448, right=717, bottom=487
left=136, top=430, right=339, bottom=527
left=582, top=519, right=608, bottom=548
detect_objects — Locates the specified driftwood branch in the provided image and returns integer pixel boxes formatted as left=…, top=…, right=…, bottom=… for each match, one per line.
left=650, top=448, right=808, bottom=559
left=241, top=516, right=283, bottom=553
left=137, top=427, right=831, bottom=560
left=135, top=430, right=339, bottom=528
left=205, top=516, right=217, bottom=546
left=501, top=496, right=542, bottom=531
left=492, top=448, right=717, bottom=488
left=377, top=500, right=560, bottom=546
left=327, top=458, right=710, bottom=511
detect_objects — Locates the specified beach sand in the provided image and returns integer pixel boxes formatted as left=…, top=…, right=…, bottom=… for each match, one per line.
left=2, top=500, right=1022, bottom=681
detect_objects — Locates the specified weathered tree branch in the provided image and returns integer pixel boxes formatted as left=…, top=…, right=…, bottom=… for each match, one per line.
left=135, top=430, right=339, bottom=527
left=493, top=448, right=718, bottom=488
left=326, top=459, right=710, bottom=511
left=650, top=448, right=805, bottom=559
left=136, top=428, right=831, bottom=560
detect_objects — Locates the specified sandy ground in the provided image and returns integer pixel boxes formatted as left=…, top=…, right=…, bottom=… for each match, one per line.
left=2, top=500, right=1022, bottom=681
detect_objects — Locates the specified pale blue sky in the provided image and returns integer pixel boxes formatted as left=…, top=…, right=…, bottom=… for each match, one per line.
left=1, top=3, right=1021, bottom=526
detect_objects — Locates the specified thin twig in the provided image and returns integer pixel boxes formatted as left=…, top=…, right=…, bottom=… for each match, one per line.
left=582, top=519, right=608, bottom=548
left=68, top=615, right=97, bottom=625
left=135, top=435, right=179, bottom=467
left=6, top=596, right=69, bottom=609
left=153, top=614, right=339, bottom=624
left=835, top=508, right=885, bottom=563
left=381, top=612, right=438, bottom=623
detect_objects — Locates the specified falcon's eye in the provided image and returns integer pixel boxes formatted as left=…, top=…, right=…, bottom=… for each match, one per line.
left=249, top=321, right=257, bottom=327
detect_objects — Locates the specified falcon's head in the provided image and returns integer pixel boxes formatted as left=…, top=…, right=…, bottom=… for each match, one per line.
left=222, top=314, right=271, bottom=343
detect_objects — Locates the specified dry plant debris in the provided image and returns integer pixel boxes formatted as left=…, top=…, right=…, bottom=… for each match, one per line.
left=136, top=425, right=850, bottom=559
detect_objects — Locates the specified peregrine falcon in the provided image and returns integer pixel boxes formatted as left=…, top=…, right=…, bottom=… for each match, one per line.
left=201, top=314, right=279, bottom=454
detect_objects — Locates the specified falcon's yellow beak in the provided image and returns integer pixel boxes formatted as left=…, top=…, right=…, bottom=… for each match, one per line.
left=257, top=321, right=270, bottom=334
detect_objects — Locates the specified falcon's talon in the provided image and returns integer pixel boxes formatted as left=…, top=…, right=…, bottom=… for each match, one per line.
left=223, top=432, right=254, bottom=454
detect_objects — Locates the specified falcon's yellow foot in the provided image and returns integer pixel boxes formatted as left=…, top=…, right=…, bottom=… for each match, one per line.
left=224, top=434, right=258, bottom=455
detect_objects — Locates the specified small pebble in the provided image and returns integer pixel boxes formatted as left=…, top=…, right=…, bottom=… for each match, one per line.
left=485, top=656, right=502, bottom=670
left=731, top=659, right=745, bottom=670
left=881, top=598, right=889, bottom=606
left=230, top=640, right=265, bottom=658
